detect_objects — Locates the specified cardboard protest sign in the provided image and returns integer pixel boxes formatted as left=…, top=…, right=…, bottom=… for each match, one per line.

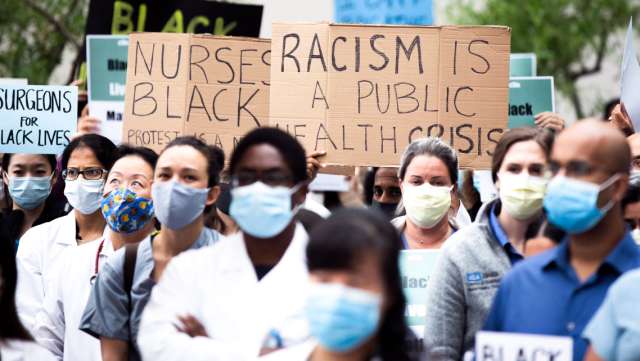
left=621, top=19, right=640, bottom=131
left=399, top=250, right=440, bottom=341
left=508, top=76, right=554, bottom=128
left=0, top=84, right=77, bottom=154
left=87, top=35, right=128, bottom=143
left=510, top=53, right=536, bottom=77
left=335, top=0, right=434, bottom=26
left=270, top=23, right=511, bottom=169
left=123, top=33, right=270, bottom=154
left=475, top=332, right=573, bottom=361
left=0, top=79, right=28, bottom=85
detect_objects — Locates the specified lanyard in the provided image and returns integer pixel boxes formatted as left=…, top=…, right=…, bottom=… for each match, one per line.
left=89, top=239, right=105, bottom=285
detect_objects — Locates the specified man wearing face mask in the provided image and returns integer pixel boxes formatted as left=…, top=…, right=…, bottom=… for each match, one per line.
left=138, top=128, right=311, bottom=361
left=483, top=120, right=640, bottom=361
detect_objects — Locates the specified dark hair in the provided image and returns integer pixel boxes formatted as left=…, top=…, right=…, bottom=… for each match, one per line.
left=61, top=134, right=117, bottom=171
left=603, top=98, right=620, bottom=120
left=162, top=136, right=224, bottom=188
left=306, top=208, right=413, bottom=361
left=0, top=220, right=32, bottom=341
left=2, top=153, right=57, bottom=211
left=491, top=127, right=554, bottom=182
left=114, top=145, right=158, bottom=170
left=398, top=137, right=458, bottom=185
left=364, top=168, right=379, bottom=205
left=229, top=127, right=307, bottom=184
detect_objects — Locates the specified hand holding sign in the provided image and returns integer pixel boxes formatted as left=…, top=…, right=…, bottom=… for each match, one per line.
left=534, top=112, right=565, bottom=131
left=608, top=103, right=634, bottom=136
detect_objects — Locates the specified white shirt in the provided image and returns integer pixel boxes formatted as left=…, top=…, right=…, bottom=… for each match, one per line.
left=455, top=202, right=472, bottom=228
left=34, top=232, right=122, bottom=361
left=138, top=224, right=311, bottom=361
left=0, top=340, right=57, bottom=361
left=15, top=212, right=78, bottom=331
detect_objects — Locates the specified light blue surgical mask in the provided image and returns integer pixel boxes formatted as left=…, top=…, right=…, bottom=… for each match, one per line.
left=305, top=283, right=381, bottom=353
left=229, top=181, right=300, bottom=238
left=7, top=175, right=53, bottom=210
left=543, top=174, right=620, bottom=234
left=152, top=179, right=209, bottom=230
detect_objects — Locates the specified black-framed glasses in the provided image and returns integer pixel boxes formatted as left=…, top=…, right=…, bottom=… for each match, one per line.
left=62, top=167, right=108, bottom=181
left=232, top=170, right=293, bottom=187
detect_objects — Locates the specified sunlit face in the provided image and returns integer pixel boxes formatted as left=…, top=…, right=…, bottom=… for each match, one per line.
left=104, top=155, right=154, bottom=199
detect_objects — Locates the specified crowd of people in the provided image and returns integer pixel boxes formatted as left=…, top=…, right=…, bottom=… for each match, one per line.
left=0, top=93, right=639, bottom=361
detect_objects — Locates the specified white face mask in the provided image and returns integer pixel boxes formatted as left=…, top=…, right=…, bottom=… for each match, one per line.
left=499, top=173, right=548, bottom=221
left=402, top=182, right=452, bottom=229
left=64, top=178, right=105, bottom=215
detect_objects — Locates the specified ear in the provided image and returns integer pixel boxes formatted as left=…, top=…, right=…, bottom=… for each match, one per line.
left=206, top=185, right=221, bottom=207
left=612, top=174, right=629, bottom=203
left=50, top=171, right=57, bottom=187
left=292, top=182, right=308, bottom=208
left=2, top=171, right=8, bottom=187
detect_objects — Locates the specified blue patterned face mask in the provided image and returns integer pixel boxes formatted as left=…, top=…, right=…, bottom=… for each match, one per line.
left=101, top=188, right=154, bottom=234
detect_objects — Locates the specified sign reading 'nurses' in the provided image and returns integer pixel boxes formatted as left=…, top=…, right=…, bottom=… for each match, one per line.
left=270, top=23, right=511, bottom=169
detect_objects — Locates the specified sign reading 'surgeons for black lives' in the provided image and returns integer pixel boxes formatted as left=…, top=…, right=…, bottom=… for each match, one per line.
left=0, top=85, right=77, bottom=154
left=270, top=23, right=511, bottom=169
left=122, top=33, right=270, bottom=154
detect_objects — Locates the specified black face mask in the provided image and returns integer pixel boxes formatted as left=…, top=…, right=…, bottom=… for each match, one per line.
left=371, top=201, right=399, bottom=219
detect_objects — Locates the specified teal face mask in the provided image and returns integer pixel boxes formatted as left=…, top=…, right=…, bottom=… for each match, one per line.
left=7, top=175, right=52, bottom=210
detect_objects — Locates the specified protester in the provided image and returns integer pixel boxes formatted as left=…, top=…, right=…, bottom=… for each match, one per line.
left=260, top=208, right=419, bottom=361
left=422, top=127, right=553, bottom=360
left=15, top=134, right=117, bottom=332
left=34, top=145, right=158, bottom=361
left=608, top=103, right=634, bottom=136
left=627, top=133, right=640, bottom=172
left=458, top=169, right=482, bottom=221
left=79, top=136, right=222, bottom=361
left=367, top=167, right=402, bottom=219
left=483, top=120, right=640, bottom=361
left=392, top=137, right=460, bottom=249
left=622, top=173, right=640, bottom=245
left=1, top=153, right=65, bottom=249
left=583, top=268, right=640, bottom=361
left=0, top=223, right=55, bottom=361
left=137, top=128, right=310, bottom=360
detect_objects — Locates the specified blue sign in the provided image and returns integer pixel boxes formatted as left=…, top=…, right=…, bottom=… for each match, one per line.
left=0, top=84, right=78, bottom=154
left=335, top=0, right=434, bottom=25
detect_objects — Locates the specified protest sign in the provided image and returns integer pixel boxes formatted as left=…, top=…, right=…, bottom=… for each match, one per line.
left=621, top=19, right=640, bottom=131
left=270, top=23, right=511, bottom=169
left=309, top=174, right=351, bottom=192
left=0, top=84, right=77, bottom=154
left=510, top=53, right=536, bottom=77
left=335, top=0, right=434, bottom=26
left=399, top=250, right=440, bottom=341
left=85, top=0, right=263, bottom=37
left=508, top=76, right=554, bottom=128
left=475, top=332, right=573, bottom=361
left=122, top=33, right=270, bottom=154
left=87, top=35, right=128, bottom=143
left=0, top=78, right=28, bottom=85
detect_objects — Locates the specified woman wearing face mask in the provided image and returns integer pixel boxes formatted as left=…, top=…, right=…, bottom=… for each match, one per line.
left=80, top=136, right=221, bottom=361
left=261, top=208, right=418, bottom=361
left=392, top=137, right=460, bottom=250
left=34, top=145, right=158, bottom=361
left=15, top=134, right=117, bottom=332
left=422, top=127, right=553, bottom=360
left=1, top=153, right=65, bottom=249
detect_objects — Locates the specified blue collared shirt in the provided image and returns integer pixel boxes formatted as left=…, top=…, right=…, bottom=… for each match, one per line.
left=483, top=231, right=640, bottom=361
left=489, top=205, right=524, bottom=265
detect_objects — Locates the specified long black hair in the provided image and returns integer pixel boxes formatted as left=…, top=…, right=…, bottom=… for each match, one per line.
left=306, top=208, right=414, bottom=361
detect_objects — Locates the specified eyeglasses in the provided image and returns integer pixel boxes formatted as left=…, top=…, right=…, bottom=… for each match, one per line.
left=232, top=170, right=293, bottom=187
left=62, top=167, right=108, bottom=181
left=548, top=160, right=601, bottom=178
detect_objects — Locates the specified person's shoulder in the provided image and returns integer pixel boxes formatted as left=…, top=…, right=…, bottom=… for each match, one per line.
left=1, top=339, right=56, bottom=361
left=441, top=223, right=490, bottom=255
left=501, top=248, right=556, bottom=286
left=26, top=212, right=73, bottom=234
left=610, top=268, right=640, bottom=298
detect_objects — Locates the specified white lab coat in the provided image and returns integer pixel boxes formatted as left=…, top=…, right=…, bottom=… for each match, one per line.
left=34, top=232, right=115, bottom=361
left=15, top=212, right=78, bottom=331
left=138, top=224, right=311, bottom=361
left=0, top=340, right=57, bottom=361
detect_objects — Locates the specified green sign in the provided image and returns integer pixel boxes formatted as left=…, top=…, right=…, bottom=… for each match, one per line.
left=508, top=76, right=555, bottom=129
left=399, top=249, right=440, bottom=339
left=510, top=53, right=536, bottom=77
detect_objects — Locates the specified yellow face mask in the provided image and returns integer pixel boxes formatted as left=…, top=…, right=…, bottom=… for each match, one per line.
left=498, top=173, right=548, bottom=221
left=402, top=182, right=452, bottom=229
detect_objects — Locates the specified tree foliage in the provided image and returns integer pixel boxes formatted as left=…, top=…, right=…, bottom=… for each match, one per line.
left=0, top=0, right=87, bottom=85
left=448, top=0, right=640, bottom=118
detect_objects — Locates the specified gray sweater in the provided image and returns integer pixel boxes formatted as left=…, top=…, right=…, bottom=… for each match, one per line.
left=423, top=199, right=512, bottom=361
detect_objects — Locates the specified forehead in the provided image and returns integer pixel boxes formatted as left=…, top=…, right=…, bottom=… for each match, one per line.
left=157, top=145, right=207, bottom=171
left=111, top=155, right=154, bottom=177
left=236, top=144, right=286, bottom=171
left=8, top=154, right=50, bottom=167
left=502, top=140, right=546, bottom=163
left=628, top=135, right=640, bottom=158
left=552, top=132, right=597, bottom=164
left=375, top=167, right=398, bottom=181
left=405, top=155, right=449, bottom=176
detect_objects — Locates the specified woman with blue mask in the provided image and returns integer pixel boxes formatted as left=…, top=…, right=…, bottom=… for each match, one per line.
left=80, top=136, right=221, bottom=361
left=137, top=128, right=311, bottom=360
left=15, top=134, right=117, bottom=332
left=35, top=145, right=159, bottom=361
left=261, top=208, right=419, bottom=361
left=1, top=153, right=63, bottom=249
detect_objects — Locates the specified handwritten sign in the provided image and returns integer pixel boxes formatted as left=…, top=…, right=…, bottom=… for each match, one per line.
left=510, top=53, right=537, bottom=77
left=475, top=332, right=573, bottom=361
left=123, top=33, right=270, bottom=153
left=335, top=0, right=434, bottom=26
left=399, top=250, right=440, bottom=342
left=87, top=35, right=128, bottom=143
left=508, top=77, right=554, bottom=128
left=0, top=85, right=77, bottom=154
left=270, top=23, right=511, bottom=169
